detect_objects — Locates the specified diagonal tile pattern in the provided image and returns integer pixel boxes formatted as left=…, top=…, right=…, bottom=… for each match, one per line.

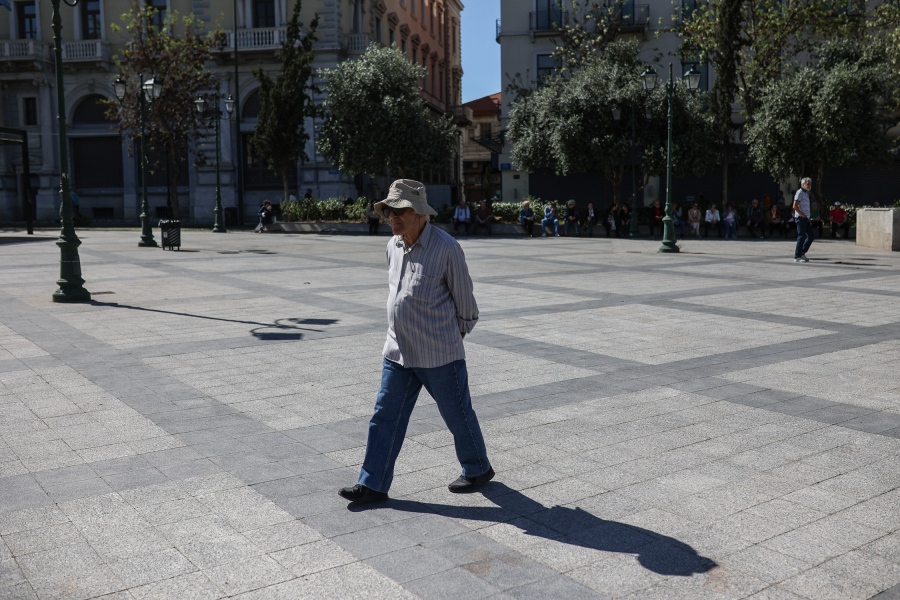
left=1, top=230, right=900, bottom=599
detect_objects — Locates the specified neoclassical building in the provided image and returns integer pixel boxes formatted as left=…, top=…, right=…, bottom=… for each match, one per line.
left=0, top=0, right=466, bottom=225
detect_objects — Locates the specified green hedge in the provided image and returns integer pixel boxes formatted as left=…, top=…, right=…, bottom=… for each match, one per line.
left=279, top=197, right=369, bottom=222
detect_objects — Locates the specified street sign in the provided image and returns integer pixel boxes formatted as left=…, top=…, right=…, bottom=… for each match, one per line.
left=500, top=163, right=511, bottom=170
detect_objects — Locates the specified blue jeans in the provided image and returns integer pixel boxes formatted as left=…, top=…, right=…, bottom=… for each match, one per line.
left=724, top=221, right=736, bottom=237
left=564, top=219, right=578, bottom=235
left=358, top=358, right=491, bottom=493
left=542, top=218, right=559, bottom=234
left=795, top=217, right=814, bottom=258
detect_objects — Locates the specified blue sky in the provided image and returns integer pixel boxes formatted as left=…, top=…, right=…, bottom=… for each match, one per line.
left=460, top=0, right=501, bottom=103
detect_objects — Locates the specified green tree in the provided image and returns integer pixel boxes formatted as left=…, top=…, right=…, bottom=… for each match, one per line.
left=677, top=0, right=862, bottom=204
left=251, top=1, right=319, bottom=204
left=746, top=45, right=894, bottom=202
left=317, top=45, right=455, bottom=184
left=507, top=40, right=716, bottom=207
left=108, top=1, right=225, bottom=220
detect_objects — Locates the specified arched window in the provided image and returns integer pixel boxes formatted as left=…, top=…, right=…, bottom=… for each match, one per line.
left=243, top=89, right=261, bottom=121
left=72, top=94, right=113, bottom=125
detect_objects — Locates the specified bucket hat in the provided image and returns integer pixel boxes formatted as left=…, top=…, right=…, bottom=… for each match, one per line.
left=375, top=179, right=437, bottom=219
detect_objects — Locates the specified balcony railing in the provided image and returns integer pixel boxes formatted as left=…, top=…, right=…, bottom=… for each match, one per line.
left=0, top=40, right=52, bottom=61
left=495, top=18, right=501, bottom=43
left=451, top=105, right=473, bottom=126
left=62, top=40, right=110, bottom=62
left=343, top=33, right=375, bottom=53
left=218, top=27, right=287, bottom=51
left=530, top=10, right=568, bottom=32
left=615, top=3, right=650, bottom=29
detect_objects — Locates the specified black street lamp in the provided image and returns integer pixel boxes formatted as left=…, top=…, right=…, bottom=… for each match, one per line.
left=195, top=94, right=235, bottom=233
left=114, top=74, right=162, bottom=247
left=51, top=0, right=90, bottom=302
left=642, top=63, right=701, bottom=253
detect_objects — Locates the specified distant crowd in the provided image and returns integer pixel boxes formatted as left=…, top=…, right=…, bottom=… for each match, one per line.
left=447, top=196, right=858, bottom=240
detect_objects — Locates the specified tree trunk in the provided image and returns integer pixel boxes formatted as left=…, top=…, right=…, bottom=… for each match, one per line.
left=721, top=143, right=730, bottom=207
left=282, top=171, right=290, bottom=205
left=815, top=166, right=824, bottom=206
left=167, top=139, right=182, bottom=220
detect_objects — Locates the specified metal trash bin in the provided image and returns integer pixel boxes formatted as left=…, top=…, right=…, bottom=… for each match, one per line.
left=159, top=219, right=181, bottom=250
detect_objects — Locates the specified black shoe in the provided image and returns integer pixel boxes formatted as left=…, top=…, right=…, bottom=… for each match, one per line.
left=448, top=467, right=495, bottom=493
left=338, top=484, right=388, bottom=505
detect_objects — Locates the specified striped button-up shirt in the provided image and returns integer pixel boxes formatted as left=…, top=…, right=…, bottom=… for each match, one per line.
left=383, top=222, right=479, bottom=368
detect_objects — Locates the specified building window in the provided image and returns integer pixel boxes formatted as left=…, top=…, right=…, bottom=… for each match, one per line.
left=412, top=48, right=417, bottom=65
left=81, top=0, right=102, bottom=40
left=681, top=60, right=709, bottom=91
left=253, top=0, right=276, bottom=28
left=536, top=54, right=561, bottom=85
left=439, top=69, right=444, bottom=101
left=22, top=98, right=38, bottom=126
left=16, top=2, right=37, bottom=39
left=421, top=0, right=426, bottom=25
left=452, top=23, right=456, bottom=54
left=146, top=0, right=166, bottom=28
left=431, top=60, right=436, bottom=94
left=389, top=28, right=395, bottom=46
left=682, top=0, right=699, bottom=21
left=401, top=39, right=407, bottom=54
left=430, top=4, right=434, bottom=33
left=423, top=56, right=427, bottom=89
left=375, top=17, right=382, bottom=42
left=411, top=0, right=416, bottom=16
left=481, top=123, right=492, bottom=138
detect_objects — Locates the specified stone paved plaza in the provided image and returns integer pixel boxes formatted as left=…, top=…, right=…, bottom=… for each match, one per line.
left=2, top=228, right=900, bottom=600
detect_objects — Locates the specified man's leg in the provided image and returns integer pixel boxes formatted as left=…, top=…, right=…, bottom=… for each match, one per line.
left=795, top=219, right=807, bottom=259
left=357, top=358, right=423, bottom=493
left=804, top=218, right=815, bottom=255
left=415, top=360, right=491, bottom=482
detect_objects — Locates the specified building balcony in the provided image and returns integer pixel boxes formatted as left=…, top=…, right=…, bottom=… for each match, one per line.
left=495, top=19, right=501, bottom=43
left=0, top=39, right=52, bottom=71
left=215, top=27, right=287, bottom=53
left=62, top=40, right=111, bottom=67
left=451, top=105, right=473, bottom=127
left=343, top=33, right=376, bottom=54
left=530, top=10, right=568, bottom=32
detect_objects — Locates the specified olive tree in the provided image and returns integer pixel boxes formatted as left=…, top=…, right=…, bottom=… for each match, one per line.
left=317, top=45, right=455, bottom=183
left=507, top=40, right=716, bottom=207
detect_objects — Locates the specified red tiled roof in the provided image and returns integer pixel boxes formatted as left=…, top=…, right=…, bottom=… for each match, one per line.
left=463, top=92, right=501, bottom=116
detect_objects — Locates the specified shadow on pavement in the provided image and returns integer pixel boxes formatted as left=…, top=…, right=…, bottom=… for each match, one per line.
left=0, top=236, right=57, bottom=245
left=354, top=482, right=717, bottom=577
left=89, top=301, right=338, bottom=341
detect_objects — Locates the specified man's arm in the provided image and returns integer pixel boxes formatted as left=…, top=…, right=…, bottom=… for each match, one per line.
left=793, top=200, right=805, bottom=219
left=445, top=246, right=479, bottom=335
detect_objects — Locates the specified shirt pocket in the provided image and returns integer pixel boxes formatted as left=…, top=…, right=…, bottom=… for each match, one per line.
left=405, top=271, right=441, bottom=304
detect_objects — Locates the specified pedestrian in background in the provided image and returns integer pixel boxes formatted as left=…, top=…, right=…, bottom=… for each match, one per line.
left=520, top=200, right=535, bottom=237
left=746, top=199, right=765, bottom=238
left=688, top=202, right=701, bottom=236
left=767, top=205, right=785, bottom=238
left=452, top=200, right=472, bottom=236
left=830, top=202, right=850, bottom=239
left=474, top=200, right=494, bottom=236
left=704, top=203, right=721, bottom=238
left=256, top=201, right=273, bottom=233
left=339, top=179, right=494, bottom=505
left=672, top=202, right=686, bottom=237
left=563, top=199, right=579, bottom=236
left=542, top=203, right=560, bottom=237
left=794, top=177, right=814, bottom=262
left=810, top=202, right=825, bottom=238
left=723, top=204, right=738, bottom=239
left=366, top=198, right=381, bottom=235
left=583, top=202, right=597, bottom=237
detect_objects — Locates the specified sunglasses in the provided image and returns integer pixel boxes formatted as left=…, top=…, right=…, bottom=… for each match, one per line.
left=383, top=206, right=411, bottom=217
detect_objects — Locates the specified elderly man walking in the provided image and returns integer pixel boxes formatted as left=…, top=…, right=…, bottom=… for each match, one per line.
left=339, top=180, right=494, bottom=506
left=794, top=177, right=814, bottom=262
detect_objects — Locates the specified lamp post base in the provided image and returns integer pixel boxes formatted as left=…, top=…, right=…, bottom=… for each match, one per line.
left=658, top=241, right=680, bottom=253
left=138, top=240, right=159, bottom=247
left=212, top=225, right=226, bottom=233
left=52, top=286, right=91, bottom=303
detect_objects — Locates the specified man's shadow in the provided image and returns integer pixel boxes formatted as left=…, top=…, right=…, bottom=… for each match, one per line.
left=357, top=482, right=716, bottom=577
